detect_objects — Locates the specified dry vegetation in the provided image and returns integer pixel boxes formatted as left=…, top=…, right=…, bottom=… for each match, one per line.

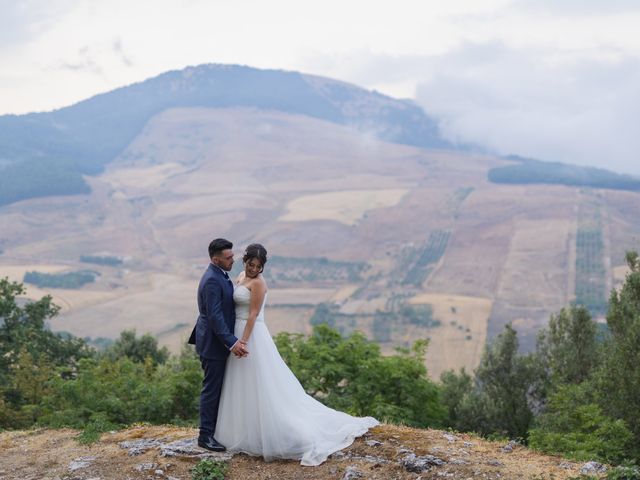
left=409, top=293, right=491, bottom=379
left=0, top=424, right=595, bottom=480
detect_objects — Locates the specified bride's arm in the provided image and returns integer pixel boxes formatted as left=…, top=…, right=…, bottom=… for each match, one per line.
left=241, top=278, right=266, bottom=343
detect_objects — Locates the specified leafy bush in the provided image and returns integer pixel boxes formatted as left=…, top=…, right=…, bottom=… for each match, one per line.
left=274, top=324, right=446, bottom=427
left=191, top=459, right=228, bottom=480
left=606, top=462, right=640, bottom=480
left=76, top=413, right=119, bottom=445
left=529, top=384, right=632, bottom=463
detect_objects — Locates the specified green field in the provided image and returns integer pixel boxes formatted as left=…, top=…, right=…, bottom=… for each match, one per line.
left=574, top=203, right=607, bottom=315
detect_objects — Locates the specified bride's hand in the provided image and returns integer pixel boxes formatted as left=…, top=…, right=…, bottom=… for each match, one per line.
left=231, top=341, right=249, bottom=357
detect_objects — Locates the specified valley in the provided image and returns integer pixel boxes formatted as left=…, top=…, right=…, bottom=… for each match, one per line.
left=1, top=107, right=639, bottom=379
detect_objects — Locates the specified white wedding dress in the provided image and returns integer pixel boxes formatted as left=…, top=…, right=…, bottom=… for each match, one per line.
left=215, top=285, right=379, bottom=466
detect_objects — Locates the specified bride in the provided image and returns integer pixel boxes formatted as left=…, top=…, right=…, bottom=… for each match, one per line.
left=214, top=243, right=379, bottom=466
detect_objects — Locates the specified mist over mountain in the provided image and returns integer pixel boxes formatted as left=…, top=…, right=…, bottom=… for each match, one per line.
left=0, top=64, right=451, bottom=206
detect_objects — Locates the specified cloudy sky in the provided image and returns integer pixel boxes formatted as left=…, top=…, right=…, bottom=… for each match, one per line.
left=1, top=0, right=639, bottom=174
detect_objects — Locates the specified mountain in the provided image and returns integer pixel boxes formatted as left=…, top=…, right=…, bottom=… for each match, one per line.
left=1, top=64, right=640, bottom=378
left=0, top=64, right=450, bottom=206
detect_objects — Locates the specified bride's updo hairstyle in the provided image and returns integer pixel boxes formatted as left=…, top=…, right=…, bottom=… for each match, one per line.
left=243, top=243, right=268, bottom=273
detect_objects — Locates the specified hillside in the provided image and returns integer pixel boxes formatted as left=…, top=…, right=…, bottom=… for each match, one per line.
left=1, top=104, right=640, bottom=378
left=0, top=424, right=605, bottom=479
left=0, top=64, right=450, bottom=206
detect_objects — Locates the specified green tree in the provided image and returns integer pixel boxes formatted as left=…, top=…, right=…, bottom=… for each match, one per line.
left=529, top=383, right=632, bottom=463
left=274, top=324, right=445, bottom=427
left=41, top=356, right=172, bottom=427
left=597, top=250, right=640, bottom=455
left=439, top=367, right=473, bottom=430
left=442, top=324, right=542, bottom=439
left=536, top=304, right=600, bottom=386
left=105, top=329, right=170, bottom=365
left=478, top=324, right=543, bottom=439
left=40, top=344, right=203, bottom=428
left=0, top=278, right=93, bottom=428
left=0, top=278, right=92, bottom=374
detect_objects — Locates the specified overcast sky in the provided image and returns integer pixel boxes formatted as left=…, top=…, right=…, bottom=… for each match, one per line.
left=1, top=0, right=639, bottom=175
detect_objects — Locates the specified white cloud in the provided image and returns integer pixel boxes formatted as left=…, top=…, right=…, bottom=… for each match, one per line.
left=414, top=42, right=640, bottom=175
left=0, top=0, right=638, bottom=175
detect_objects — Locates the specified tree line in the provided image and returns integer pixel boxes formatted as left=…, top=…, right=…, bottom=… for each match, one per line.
left=1, top=251, right=640, bottom=471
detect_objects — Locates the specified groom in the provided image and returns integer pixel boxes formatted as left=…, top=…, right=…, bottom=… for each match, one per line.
left=189, top=238, right=248, bottom=451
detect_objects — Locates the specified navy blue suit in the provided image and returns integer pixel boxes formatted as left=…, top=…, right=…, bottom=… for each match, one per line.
left=192, top=263, right=238, bottom=438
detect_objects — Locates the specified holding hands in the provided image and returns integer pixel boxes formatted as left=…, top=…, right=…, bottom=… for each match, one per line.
left=231, top=340, right=249, bottom=358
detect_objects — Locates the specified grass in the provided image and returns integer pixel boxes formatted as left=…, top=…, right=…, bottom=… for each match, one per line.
left=192, top=459, right=229, bottom=480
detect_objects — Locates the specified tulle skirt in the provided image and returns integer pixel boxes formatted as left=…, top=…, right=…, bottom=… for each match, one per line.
left=215, top=320, right=379, bottom=466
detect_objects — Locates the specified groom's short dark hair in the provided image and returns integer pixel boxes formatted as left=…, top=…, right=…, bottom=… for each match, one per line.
left=209, top=238, right=233, bottom=258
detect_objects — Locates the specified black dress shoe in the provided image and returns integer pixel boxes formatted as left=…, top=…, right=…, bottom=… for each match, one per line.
left=197, top=436, right=227, bottom=452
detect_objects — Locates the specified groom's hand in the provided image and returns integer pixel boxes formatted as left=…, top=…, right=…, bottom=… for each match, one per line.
left=231, top=340, right=249, bottom=357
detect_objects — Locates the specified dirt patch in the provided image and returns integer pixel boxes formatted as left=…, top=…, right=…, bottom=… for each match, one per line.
left=0, top=424, right=593, bottom=480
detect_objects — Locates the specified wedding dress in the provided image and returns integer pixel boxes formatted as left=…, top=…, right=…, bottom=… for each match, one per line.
left=215, top=285, right=379, bottom=466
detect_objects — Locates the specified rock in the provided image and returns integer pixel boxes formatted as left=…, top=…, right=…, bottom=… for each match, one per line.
left=154, top=469, right=164, bottom=475
left=397, top=447, right=413, bottom=455
left=119, top=439, right=163, bottom=456
left=68, top=456, right=96, bottom=471
left=443, top=433, right=458, bottom=443
left=160, top=438, right=233, bottom=460
left=558, top=462, right=573, bottom=469
left=501, top=440, right=518, bottom=453
left=463, top=441, right=474, bottom=447
left=360, top=454, right=390, bottom=465
left=342, top=465, right=364, bottom=479
left=400, top=453, right=445, bottom=473
left=330, top=451, right=347, bottom=460
left=135, top=463, right=157, bottom=472
left=486, top=459, right=504, bottom=467
left=580, top=461, right=607, bottom=475
left=365, top=439, right=382, bottom=447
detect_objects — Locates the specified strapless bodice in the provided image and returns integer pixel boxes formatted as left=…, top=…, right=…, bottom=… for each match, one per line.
left=233, top=284, right=266, bottom=323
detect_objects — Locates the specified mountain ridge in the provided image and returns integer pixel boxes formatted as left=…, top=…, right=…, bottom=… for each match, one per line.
left=0, top=63, right=451, bottom=206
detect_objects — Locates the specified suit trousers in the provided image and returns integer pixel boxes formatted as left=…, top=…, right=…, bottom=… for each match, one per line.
left=199, top=356, right=227, bottom=438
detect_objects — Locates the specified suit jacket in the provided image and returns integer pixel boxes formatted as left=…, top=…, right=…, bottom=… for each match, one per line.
left=188, top=263, right=237, bottom=360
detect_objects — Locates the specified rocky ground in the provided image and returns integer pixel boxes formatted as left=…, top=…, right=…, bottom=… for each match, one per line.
left=0, top=424, right=607, bottom=479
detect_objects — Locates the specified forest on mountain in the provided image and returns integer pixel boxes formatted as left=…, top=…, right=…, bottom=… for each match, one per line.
left=488, top=156, right=640, bottom=191
left=1, top=250, right=640, bottom=477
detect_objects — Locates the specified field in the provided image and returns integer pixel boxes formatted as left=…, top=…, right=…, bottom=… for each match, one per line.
left=408, top=293, right=492, bottom=379
left=279, top=189, right=408, bottom=225
left=2, top=107, right=640, bottom=375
